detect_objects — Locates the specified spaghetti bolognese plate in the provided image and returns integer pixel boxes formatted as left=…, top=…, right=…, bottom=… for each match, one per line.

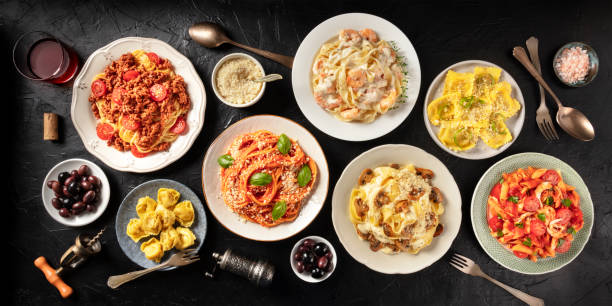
left=71, top=37, right=206, bottom=173
left=202, top=115, right=329, bottom=241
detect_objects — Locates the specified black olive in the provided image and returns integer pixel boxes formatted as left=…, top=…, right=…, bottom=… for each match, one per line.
left=59, top=208, right=71, bottom=218
left=60, top=197, right=73, bottom=208
left=317, top=256, right=329, bottom=270
left=78, top=165, right=90, bottom=176
left=70, top=170, right=80, bottom=179
left=302, top=239, right=316, bottom=248
left=294, top=252, right=303, bottom=262
left=58, top=172, right=70, bottom=184
left=83, top=190, right=96, bottom=203
left=313, top=243, right=329, bottom=257
left=301, top=251, right=315, bottom=265
left=296, top=261, right=305, bottom=273
left=310, top=267, right=325, bottom=279
left=63, top=176, right=75, bottom=187
left=68, top=181, right=81, bottom=195
left=51, top=197, right=61, bottom=209
left=86, top=204, right=96, bottom=212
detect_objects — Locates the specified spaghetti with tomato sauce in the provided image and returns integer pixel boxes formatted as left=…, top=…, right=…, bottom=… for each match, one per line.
left=88, top=50, right=190, bottom=157
left=219, top=131, right=317, bottom=227
left=486, top=167, right=584, bottom=262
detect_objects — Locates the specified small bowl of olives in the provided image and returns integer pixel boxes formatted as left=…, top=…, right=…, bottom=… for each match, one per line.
left=41, top=158, right=110, bottom=226
left=290, top=236, right=336, bottom=283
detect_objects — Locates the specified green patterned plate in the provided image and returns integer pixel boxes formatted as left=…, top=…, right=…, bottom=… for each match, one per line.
left=471, top=152, right=594, bottom=274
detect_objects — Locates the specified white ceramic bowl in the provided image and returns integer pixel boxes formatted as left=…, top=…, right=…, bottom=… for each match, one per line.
left=41, top=158, right=110, bottom=227
left=211, top=53, right=266, bottom=108
left=201, top=115, right=329, bottom=241
left=292, top=13, right=421, bottom=141
left=71, top=37, right=207, bottom=173
left=332, top=144, right=462, bottom=274
left=423, top=60, right=525, bottom=160
left=290, top=236, right=337, bottom=283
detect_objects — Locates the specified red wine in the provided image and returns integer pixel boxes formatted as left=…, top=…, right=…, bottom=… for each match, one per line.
left=27, top=39, right=78, bottom=84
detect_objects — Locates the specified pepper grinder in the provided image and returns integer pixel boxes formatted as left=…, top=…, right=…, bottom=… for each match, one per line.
left=205, top=249, right=274, bottom=287
left=34, top=228, right=105, bottom=298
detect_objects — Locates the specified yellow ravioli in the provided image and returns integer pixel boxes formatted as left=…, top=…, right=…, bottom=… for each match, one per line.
left=438, top=125, right=477, bottom=151
left=427, top=94, right=457, bottom=125
left=443, top=70, right=474, bottom=98
left=126, top=218, right=148, bottom=242
left=479, top=116, right=512, bottom=149
left=155, top=206, right=176, bottom=230
left=141, top=211, right=162, bottom=236
left=140, top=237, right=164, bottom=263
left=136, top=196, right=157, bottom=218
left=173, top=200, right=195, bottom=227
left=175, top=227, right=196, bottom=250
left=157, top=188, right=180, bottom=209
left=159, top=227, right=179, bottom=251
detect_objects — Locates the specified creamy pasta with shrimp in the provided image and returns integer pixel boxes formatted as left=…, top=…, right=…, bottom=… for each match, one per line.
left=311, top=29, right=404, bottom=123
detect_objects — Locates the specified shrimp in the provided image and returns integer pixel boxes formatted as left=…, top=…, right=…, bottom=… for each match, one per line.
left=339, top=29, right=362, bottom=44
left=314, top=93, right=341, bottom=110
left=347, top=69, right=367, bottom=89
left=359, top=28, right=379, bottom=43
left=339, top=108, right=361, bottom=120
left=379, top=89, right=398, bottom=112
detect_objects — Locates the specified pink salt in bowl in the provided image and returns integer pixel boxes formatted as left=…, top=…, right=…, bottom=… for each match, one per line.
left=553, top=42, right=598, bottom=87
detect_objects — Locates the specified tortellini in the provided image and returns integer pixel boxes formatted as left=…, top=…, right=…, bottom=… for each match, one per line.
left=428, top=66, right=520, bottom=151
left=173, top=200, right=195, bottom=227
left=125, top=188, right=197, bottom=262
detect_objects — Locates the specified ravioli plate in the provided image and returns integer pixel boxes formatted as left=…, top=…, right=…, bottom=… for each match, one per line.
left=423, top=60, right=525, bottom=160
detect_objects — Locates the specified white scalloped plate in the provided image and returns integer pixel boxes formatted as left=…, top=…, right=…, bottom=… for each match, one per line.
left=71, top=37, right=206, bottom=173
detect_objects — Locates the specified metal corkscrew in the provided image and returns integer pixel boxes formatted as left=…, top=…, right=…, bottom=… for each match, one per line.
left=205, top=249, right=274, bottom=287
left=34, top=227, right=106, bottom=298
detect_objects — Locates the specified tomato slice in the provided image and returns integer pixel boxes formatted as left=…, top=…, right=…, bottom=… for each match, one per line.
left=513, top=250, right=529, bottom=258
left=122, top=70, right=139, bottom=81
left=530, top=219, right=546, bottom=236
left=541, top=170, right=561, bottom=185
left=121, top=117, right=140, bottom=131
left=146, top=52, right=160, bottom=65
left=91, top=79, right=107, bottom=97
left=523, top=195, right=540, bottom=212
left=130, top=145, right=149, bottom=158
left=556, top=238, right=572, bottom=253
left=487, top=216, right=503, bottom=231
left=112, top=87, right=127, bottom=104
left=149, top=84, right=167, bottom=102
left=170, top=116, right=187, bottom=134
left=490, top=183, right=502, bottom=201
left=96, top=123, right=114, bottom=140
left=556, top=208, right=573, bottom=225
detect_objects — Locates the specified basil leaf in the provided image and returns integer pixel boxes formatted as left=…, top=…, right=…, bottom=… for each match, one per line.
left=271, top=200, right=287, bottom=220
left=249, top=172, right=272, bottom=186
left=523, top=237, right=532, bottom=247
left=537, top=213, right=546, bottom=222
left=499, top=178, right=504, bottom=184
left=508, top=196, right=519, bottom=204
left=562, top=198, right=572, bottom=207
left=277, top=134, right=291, bottom=155
left=497, top=213, right=502, bottom=220
left=217, top=154, right=234, bottom=168
left=544, top=196, right=553, bottom=206
left=515, top=222, right=524, bottom=228
left=297, top=165, right=312, bottom=187
left=496, top=230, right=504, bottom=237
left=567, top=226, right=576, bottom=234
left=558, top=238, right=565, bottom=248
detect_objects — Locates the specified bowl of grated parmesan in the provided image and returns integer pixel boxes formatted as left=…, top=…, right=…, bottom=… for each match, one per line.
left=212, top=53, right=266, bottom=107
left=553, top=42, right=598, bottom=87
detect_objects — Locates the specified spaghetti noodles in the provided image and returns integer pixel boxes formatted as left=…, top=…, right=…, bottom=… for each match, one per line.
left=219, top=130, right=317, bottom=227
left=88, top=50, right=191, bottom=158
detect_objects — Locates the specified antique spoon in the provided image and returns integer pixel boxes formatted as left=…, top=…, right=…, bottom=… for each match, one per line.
left=252, top=73, right=283, bottom=83
left=512, top=46, right=595, bottom=141
left=189, top=22, right=294, bottom=69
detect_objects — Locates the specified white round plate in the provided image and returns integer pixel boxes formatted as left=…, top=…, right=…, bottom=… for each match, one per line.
left=41, top=158, right=110, bottom=227
left=332, top=144, right=461, bottom=274
left=71, top=37, right=207, bottom=173
left=423, top=60, right=525, bottom=160
left=202, top=115, right=329, bottom=241
left=292, top=13, right=421, bottom=142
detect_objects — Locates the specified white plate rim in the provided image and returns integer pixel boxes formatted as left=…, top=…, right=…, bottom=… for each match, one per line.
left=70, top=37, right=207, bottom=173
left=201, top=114, right=330, bottom=241
left=423, top=60, right=525, bottom=160
left=292, top=12, right=421, bottom=142
left=41, top=158, right=110, bottom=227
left=331, top=144, right=462, bottom=274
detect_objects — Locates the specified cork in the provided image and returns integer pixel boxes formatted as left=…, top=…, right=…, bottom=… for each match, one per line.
left=44, top=113, right=59, bottom=141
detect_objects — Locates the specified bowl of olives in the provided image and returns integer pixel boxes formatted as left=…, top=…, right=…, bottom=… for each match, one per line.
left=41, top=158, right=110, bottom=226
left=290, top=236, right=336, bottom=283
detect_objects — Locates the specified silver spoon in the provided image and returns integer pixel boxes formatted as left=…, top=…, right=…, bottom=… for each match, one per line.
left=512, top=46, right=595, bottom=141
left=252, top=74, right=283, bottom=83
left=188, top=22, right=294, bottom=69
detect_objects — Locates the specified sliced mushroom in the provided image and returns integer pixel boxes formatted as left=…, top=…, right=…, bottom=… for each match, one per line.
left=415, top=167, right=434, bottom=180
left=434, top=224, right=444, bottom=237
left=383, top=223, right=396, bottom=237
left=429, top=187, right=443, bottom=204
left=408, top=187, right=425, bottom=200
left=389, top=163, right=400, bottom=169
left=358, top=168, right=374, bottom=185
left=354, top=197, right=369, bottom=217
left=401, top=223, right=415, bottom=239
left=425, top=212, right=437, bottom=230
left=355, top=228, right=369, bottom=240
left=394, top=200, right=410, bottom=213
left=368, top=235, right=383, bottom=251
left=374, top=190, right=390, bottom=207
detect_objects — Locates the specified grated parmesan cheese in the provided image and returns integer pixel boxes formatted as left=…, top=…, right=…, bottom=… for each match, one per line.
left=215, top=57, right=263, bottom=104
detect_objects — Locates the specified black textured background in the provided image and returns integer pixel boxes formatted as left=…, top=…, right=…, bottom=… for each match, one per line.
left=4, top=0, right=612, bottom=305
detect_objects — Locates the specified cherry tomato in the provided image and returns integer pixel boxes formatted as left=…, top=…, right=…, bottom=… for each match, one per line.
left=530, top=219, right=546, bottom=236
left=96, top=123, right=114, bottom=140
left=488, top=216, right=503, bottom=231
left=121, top=117, right=140, bottom=131
left=502, top=200, right=518, bottom=218
left=541, top=170, right=561, bottom=185
left=130, top=145, right=149, bottom=158
left=556, top=238, right=572, bottom=253
left=555, top=208, right=573, bottom=225
left=523, top=195, right=540, bottom=212
left=490, top=183, right=502, bottom=201
left=91, top=79, right=107, bottom=97
left=513, top=251, right=529, bottom=258
left=112, top=87, right=127, bottom=104
left=122, top=70, right=139, bottom=81
left=149, top=84, right=167, bottom=102
left=170, top=116, right=187, bottom=134
left=570, top=208, right=583, bottom=227
left=146, top=52, right=161, bottom=65
left=508, top=185, right=521, bottom=197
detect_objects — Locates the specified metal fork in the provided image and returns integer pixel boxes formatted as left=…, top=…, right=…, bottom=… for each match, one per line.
left=526, top=36, right=559, bottom=141
left=107, top=248, right=200, bottom=289
left=449, top=253, right=545, bottom=306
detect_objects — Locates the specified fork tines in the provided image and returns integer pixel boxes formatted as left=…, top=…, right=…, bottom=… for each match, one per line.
left=538, top=116, right=560, bottom=141
left=449, top=253, right=470, bottom=270
left=180, top=248, right=200, bottom=261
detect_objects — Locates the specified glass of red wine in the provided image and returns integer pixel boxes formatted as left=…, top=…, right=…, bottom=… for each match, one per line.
left=13, top=31, right=80, bottom=84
